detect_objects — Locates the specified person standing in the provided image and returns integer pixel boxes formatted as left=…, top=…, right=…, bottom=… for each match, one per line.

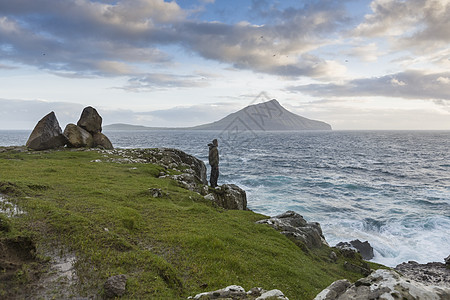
left=208, top=139, right=219, bottom=188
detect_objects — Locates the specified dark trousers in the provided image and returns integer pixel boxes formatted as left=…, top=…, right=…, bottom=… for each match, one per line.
left=210, top=165, right=219, bottom=188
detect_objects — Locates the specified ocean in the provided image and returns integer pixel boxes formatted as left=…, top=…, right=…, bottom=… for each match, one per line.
left=1, top=129, right=449, bottom=267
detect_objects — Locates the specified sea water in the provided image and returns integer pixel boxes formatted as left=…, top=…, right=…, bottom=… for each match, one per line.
left=2, top=129, right=449, bottom=267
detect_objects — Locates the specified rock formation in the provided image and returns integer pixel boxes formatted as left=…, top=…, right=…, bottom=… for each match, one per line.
left=314, top=269, right=450, bottom=300
left=335, top=240, right=374, bottom=260
left=256, top=211, right=328, bottom=250
left=27, top=107, right=113, bottom=150
left=204, top=184, right=248, bottom=210
left=188, top=285, right=288, bottom=300
left=26, top=112, right=67, bottom=150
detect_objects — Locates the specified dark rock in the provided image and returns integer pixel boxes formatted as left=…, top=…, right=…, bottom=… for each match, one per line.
left=26, top=112, right=67, bottom=150
left=92, top=132, right=113, bottom=149
left=335, top=239, right=374, bottom=260
left=104, top=274, right=127, bottom=298
left=64, top=124, right=93, bottom=148
left=77, top=106, right=102, bottom=134
left=206, top=184, right=247, bottom=210
left=445, top=255, right=450, bottom=266
left=256, top=211, right=328, bottom=250
left=314, top=269, right=450, bottom=300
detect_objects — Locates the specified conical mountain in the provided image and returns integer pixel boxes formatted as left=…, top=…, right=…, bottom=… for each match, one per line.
left=191, top=99, right=332, bottom=131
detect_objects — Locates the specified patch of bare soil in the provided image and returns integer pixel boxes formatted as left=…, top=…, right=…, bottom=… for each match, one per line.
left=0, top=236, right=40, bottom=299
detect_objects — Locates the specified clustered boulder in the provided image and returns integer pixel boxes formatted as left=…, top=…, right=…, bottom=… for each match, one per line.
left=26, top=107, right=113, bottom=151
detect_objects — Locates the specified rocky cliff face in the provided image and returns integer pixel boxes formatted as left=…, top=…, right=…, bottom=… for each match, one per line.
left=192, top=99, right=332, bottom=131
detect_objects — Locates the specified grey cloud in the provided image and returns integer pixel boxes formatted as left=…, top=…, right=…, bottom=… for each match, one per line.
left=0, top=0, right=352, bottom=81
left=288, top=70, right=450, bottom=101
left=120, top=73, right=210, bottom=92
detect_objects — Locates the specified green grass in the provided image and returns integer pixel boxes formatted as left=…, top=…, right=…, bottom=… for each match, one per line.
left=0, top=148, right=381, bottom=299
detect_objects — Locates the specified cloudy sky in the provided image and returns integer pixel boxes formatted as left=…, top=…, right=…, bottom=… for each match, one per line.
left=1, top=0, right=449, bottom=130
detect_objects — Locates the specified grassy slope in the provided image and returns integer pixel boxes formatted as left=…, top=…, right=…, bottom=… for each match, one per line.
left=0, top=148, right=379, bottom=299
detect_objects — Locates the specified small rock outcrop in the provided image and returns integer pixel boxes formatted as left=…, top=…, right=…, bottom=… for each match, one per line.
left=77, top=106, right=103, bottom=134
left=26, top=112, right=67, bottom=150
left=256, top=211, right=328, bottom=250
left=204, top=184, right=248, bottom=210
left=188, top=285, right=288, bottom=300
left=98, top=148, right=208, bottom=195
left=64, top=124, right=93, bottom=148
left=104, top=274, right=127, bottom=298
left=314, top=269, right=450, bottom=300
left=335, top=240, right=374, bottom=260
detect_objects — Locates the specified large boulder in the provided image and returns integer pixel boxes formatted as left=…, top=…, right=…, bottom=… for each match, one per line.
left=64, top=124, right=93, bottom=148
left=205, top=184, right=247, bottom=210
left=256, top=211, right=328, bottom=250
left=335, top=240, right=374, bottom=260
left=77, top=106, right=102, bottom=134
left=314, top=269, right=450, bottom=300
left=92, top=132, right=113, bottom=149
left=26, top=112, right=67, bottom=150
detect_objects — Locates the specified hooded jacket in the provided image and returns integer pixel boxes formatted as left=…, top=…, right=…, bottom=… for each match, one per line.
left=208, top=143, right=219, bottom=167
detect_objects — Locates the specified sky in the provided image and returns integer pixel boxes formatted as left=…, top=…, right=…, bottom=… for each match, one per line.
left=0, top=0, right=449, bottom=130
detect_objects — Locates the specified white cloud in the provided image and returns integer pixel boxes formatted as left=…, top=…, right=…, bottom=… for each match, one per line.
left=352, top=0, right=449, bottom=64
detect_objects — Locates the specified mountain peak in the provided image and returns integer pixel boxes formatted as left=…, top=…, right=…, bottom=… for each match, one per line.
left=193, top=99, right=332, bottom=131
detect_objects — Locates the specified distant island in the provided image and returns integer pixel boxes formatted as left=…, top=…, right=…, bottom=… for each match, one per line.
left=104, top=99, right=332, bottom=131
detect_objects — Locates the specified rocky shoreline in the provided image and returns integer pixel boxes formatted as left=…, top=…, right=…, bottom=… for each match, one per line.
left=2, top=120, right=449, bottom=299
left=94, top=147, right=450, bottom=299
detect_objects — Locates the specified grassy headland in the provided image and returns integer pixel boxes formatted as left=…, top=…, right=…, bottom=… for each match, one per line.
left=0, top=147, right=381, bottom=299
